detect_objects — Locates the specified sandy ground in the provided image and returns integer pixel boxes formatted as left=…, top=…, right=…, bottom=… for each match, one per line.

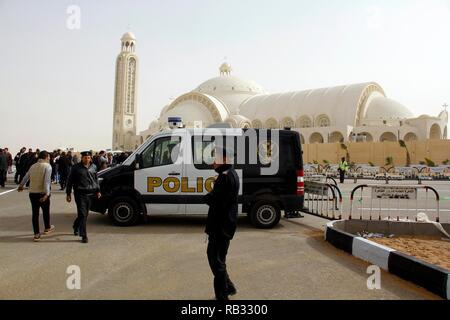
left=372, top=236, right=450, bottom=271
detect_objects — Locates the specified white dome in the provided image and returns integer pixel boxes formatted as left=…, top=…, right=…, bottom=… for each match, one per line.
left=239, top=82, right=385, bottom=127
left=121, top=32, right=136, bottom=41
left=195, top=75, right=265, bottom=95
left=364, top=97, right=414, bottom=120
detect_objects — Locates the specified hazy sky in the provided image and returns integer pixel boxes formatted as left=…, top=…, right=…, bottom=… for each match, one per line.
left=1, top=0, right=449, bottom=152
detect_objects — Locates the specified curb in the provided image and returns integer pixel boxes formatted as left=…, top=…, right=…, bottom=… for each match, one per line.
left=325, top=221, right=450, bottom=300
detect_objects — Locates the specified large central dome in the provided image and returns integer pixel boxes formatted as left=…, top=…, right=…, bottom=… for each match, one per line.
left=192, top=63, right=266, bottom=114
left=195, top=63, right=265, bottom=95
left=195, top=75, right=265, bottom=94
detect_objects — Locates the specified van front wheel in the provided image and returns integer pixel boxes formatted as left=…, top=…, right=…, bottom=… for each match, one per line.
left=108, top=197, right=140, bottom=226
left=250, top=200, right=281, bottom=229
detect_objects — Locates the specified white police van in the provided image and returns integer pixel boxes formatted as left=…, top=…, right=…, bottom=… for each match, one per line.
left=92, top=122, right=304, bottom=229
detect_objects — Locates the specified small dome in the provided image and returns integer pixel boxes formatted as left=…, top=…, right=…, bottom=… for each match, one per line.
left=121, top=32, right=136, bottom=41
left=364, top=97, right=414, bottom=120
left=195, top=75, right=265, bottom=95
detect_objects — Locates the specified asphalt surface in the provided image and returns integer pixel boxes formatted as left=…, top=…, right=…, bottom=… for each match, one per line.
left=0, top=179, right=443, bottom=300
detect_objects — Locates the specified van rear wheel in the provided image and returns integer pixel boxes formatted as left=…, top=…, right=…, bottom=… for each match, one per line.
left=108, top=197, right=140, bottom=226
left=250, top=200, right=281, bottom=229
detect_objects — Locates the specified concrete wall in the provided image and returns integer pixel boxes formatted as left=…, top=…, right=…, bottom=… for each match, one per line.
left=303, top=139, right=450, bottom=166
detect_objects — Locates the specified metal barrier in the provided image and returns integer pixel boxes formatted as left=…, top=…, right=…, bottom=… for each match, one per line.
left=326, top=177, right=338, bottom=187
left=349, top=184, right=441, bottom=222
left=302, top=181, right=342, bottom=220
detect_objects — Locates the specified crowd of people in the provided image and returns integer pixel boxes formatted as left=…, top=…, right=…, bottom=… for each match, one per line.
left=5, top=145, right=239, bottom=299
left=0, top=147, right=130, bottom=188
left=5, top=148, right=130, bottom=243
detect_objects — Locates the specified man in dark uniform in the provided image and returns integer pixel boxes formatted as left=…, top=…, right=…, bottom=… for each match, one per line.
left=204, top=146, right=240, bottom=301
left=66, top=151, right=101, bottom=243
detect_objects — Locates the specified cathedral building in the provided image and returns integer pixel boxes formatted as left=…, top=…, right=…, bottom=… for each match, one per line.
left=112, top=33, right=448, bottom=151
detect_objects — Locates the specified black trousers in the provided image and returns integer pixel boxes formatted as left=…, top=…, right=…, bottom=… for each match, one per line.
left=29, top=193, right=51, bottom=235
left=0, top=169, right=5, bottom=187
left=59, top=172, right=67, bottom=189
left=339, top=169, right=345, bottom=183
left=73, top=193, right=93, bottom=238
left=14, top=169, right=20, bottom=184
left=207, top=235, right=236, bottom=300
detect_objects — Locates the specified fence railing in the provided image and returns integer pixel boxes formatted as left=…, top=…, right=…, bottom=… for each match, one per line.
left=349, top=184, right=441, bottom=222
left=302, top=181, right=342, bottom=220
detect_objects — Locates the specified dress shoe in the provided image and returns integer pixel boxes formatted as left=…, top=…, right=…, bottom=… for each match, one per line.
left=227, top=286, right=237, bottom=296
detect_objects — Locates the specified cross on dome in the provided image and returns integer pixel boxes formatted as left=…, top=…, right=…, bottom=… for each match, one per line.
left=219, top=62, right=232, bottom=76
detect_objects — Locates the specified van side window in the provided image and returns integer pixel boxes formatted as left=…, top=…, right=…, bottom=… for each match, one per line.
left=192, top=136, right=224, bottom=169
left=141, top=141, right=155, bottom=168
left=142, top=136, right=181, bottom=168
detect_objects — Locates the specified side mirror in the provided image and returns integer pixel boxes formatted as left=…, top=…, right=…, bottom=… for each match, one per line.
left=135, top=154, right=143, bottom=170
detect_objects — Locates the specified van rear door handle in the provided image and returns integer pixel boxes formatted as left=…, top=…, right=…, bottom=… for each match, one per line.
left=169, top=172, right=180, bottom=176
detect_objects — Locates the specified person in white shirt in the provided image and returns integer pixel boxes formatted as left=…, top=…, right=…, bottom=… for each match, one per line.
left=18, top=150, right=55, bottom=242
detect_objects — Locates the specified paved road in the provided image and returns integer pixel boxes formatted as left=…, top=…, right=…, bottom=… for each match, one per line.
left=0, top=181, right=441, bottom=300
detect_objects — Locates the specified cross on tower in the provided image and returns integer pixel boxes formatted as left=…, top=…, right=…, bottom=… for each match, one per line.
left=443, top=103, right=448, bottom=111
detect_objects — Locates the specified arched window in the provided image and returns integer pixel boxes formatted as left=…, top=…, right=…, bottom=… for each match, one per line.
left=359, top=132, right=373, bottom=142
left=379, top=132, right=397, bottom=142
left=281, top=117, right=295, bottom=129
left=265, top=118, right=279, bottom=129
left=296, top=116, right=312, bottom=128
left=430, top=124, right=442, bottom=140
left=252, top=119, right=263, bottom=129
left=403, top=132, right=418, bottom=142
left=329, top=132, right=344, bottom=143
left=316, top=114, right=331, bottom=127
left=309, top=132, right=324, bottom=144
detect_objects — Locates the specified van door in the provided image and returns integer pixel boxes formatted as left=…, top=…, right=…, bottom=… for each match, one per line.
left=134, top=134, right=184, bottom=215
left=185, top=134, right=243, bottom=215
left=184, top=135, right=217, bottom=215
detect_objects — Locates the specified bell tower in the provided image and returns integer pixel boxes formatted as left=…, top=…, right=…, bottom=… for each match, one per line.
left=112, top=32, right=138, bottom=150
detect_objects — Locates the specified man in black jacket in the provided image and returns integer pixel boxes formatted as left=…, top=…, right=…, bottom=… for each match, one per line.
left=204, top=146, right=240, bottom=301
left=14, top=148, right=25, bottom=184
left=66, top=151, right=101, bottom=243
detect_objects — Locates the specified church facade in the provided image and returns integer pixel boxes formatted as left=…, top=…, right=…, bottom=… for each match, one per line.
left=112, top=33, right=448, bottom=151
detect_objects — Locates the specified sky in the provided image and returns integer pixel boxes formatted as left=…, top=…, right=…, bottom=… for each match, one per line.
left=0, top=0, right=449, bottom=153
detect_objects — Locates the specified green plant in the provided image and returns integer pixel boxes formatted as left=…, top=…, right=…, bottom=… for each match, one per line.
left=419, top=161, right=426, bottom=165
left=368, top=161, right=375, bottom=167
left=424, top=158, right=436, bottom=167
left=313, top=160, right=319, bottom=165
left=340, top=143, right=350, bottom=163
left=442, top=159, right=449, bottom=165
left=385, top=156, right=394, bottom=167
left=399, top=140, right=411, bottom=167
left=323, top=159, right=329, bottom=165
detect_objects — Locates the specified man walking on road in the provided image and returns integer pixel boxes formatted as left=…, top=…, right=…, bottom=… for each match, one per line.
left=14, top=147, right=26, bottom=184
left=204, top=146, right=240, bottom=301
left=66, top=151, right=101, bottom=244
left=18, top=151, right=55, bottom=242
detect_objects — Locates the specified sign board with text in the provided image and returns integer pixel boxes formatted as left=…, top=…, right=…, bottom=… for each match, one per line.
left=371, top=186, right=417, bottom=200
